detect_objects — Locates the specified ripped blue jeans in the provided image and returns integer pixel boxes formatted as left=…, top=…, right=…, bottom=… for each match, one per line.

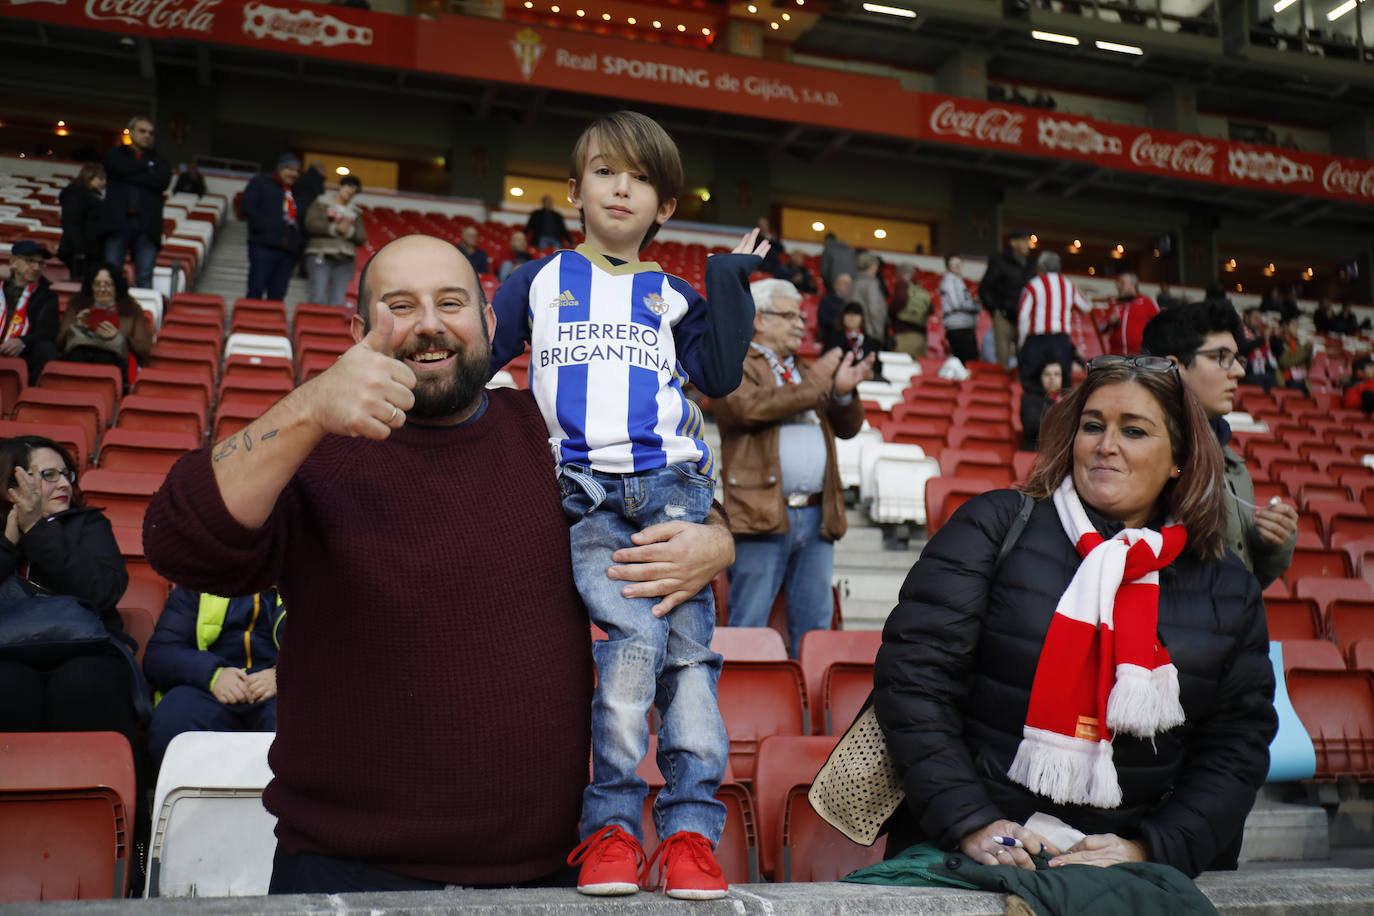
left=560, top=462, right=727, bottom=845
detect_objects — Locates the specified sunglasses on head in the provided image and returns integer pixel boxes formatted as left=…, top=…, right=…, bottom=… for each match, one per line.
left=1085, top=355, right=1178, bottom=375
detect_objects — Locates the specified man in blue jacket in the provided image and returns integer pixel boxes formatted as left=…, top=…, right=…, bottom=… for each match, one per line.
left=103, top=115, right=171, bottom=290
left=143, top=587, right=285, bottom=771
left=241, top=154, right=303, bottom=300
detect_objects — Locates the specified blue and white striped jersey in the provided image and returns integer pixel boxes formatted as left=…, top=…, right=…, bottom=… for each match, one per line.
left=491, top=244, right=757, bottom=476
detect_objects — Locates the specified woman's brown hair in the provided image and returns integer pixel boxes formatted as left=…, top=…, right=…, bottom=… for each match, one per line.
left=73, top=163, right=106, bottom=190
left=0, top=436, right=84, bottom=508
left=1020, top=362, right=1226, bottom=559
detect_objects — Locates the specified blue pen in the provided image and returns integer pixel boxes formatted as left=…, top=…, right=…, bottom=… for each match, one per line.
left=992, top=835, right=1025, bottom=848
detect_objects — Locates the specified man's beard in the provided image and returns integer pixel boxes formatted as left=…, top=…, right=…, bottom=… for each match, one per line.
left=403, top=334, right=492, bottom=420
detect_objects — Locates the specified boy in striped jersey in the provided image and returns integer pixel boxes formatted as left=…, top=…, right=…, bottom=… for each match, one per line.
left=491, top=111, right=767, bottom=900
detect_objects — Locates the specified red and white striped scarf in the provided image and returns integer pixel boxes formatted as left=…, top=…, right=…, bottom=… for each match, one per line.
left=1, top=283, right=35, bottom=343
left=1007, top=477, right=1187, bottom=808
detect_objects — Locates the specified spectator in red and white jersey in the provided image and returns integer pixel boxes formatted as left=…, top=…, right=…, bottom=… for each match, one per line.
left=1015, top=250, right=1089, bottom=392
left=1105, top=272, right=1158, bottom=355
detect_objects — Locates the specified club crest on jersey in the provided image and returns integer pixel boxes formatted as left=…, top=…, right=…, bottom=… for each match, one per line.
left=643, top=292, right=668, bottom=316
left=551, top=290, right=580, bottom=309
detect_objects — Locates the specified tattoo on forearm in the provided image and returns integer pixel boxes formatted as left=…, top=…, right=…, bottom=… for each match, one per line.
left=244, top=431, right=253, bottom=452
left=212, top=436, right=238, bottom=463
left=261, top=429, right=279, bottom=441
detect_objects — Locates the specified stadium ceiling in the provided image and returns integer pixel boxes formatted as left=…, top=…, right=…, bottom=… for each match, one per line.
left=2, top=12, right=1371, bottom=238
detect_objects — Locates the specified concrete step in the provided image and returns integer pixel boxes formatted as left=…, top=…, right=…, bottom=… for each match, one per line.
left=1241, top=801, right=1330, bottom=862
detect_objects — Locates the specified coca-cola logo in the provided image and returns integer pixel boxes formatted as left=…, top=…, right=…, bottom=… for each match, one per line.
left=85, top=0, right=218, bottom=32
left=928, top=100, right=1023, bottom=145
left=243, top=1, right=371, bottom=47
left=1321, top=161, right=1374, bottom=199
left=1128, top=133, right=1216, bottom=177
left=1037, top=118, right=1122, bottom=157
left=1227, top=149, right=1313, bottom=186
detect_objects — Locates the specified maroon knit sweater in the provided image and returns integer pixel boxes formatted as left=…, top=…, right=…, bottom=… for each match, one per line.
left=143, top=388, right=592, bottom=884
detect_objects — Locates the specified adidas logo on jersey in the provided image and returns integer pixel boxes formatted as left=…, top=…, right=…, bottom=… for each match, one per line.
left=551, top=290, right=580, bottom=309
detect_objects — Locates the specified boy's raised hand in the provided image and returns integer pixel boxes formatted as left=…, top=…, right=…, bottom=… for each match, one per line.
left=732, top=227, right=771, bottom=262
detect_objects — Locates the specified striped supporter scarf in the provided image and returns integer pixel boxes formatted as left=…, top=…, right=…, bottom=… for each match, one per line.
left=1007, top=476, right=1187, bottom=808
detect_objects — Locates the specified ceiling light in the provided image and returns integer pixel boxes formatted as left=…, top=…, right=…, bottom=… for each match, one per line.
left=627, top=16, right=635, bottom=23
left=862, top=3, right=916, bottom=18
left=1273, top=0, right=1299, bottom=9
left=1236, top=283, right=1244, bottom=292
left=1327, top=0, right=1357, bottom=20
left=57, top=120, right=65, bottom=127
left=1088, top=267, right=1096, bottom=275
left=510, top=186, right=524, bottom=197
left=524, top=1, right=532, bottom=6
left=811, top=221, right=826, bottom=232
left=575, top=8, right=584, bottom=16
left=770, top=20, right=779, bottom=29
left=702, top=27, right=711, bottom=35
left=601, top=12, right=610, bottom=19
left=652, top=19, right=661, bottom=27
left=677, top=23, right=686, bottom=31
left=747, top=3, right=757, bottom=11
left=874, top=228, right=887, bottom=239
left=782, top=12, right=791, bottom=20
left=336, top=166, right=350, bottom=175
left=1032, top=30, right=1080, bottom=45
left=700, top=189, right=711, bottom=202
left=1095, top=39, right=1143, bottom=55
left=550, top=4, right=559, bottom=11
left=1114, top=244, right=1124, bottom=253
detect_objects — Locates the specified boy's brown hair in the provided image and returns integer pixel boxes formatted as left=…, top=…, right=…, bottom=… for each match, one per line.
left=570, top=111, right=683, bottom=250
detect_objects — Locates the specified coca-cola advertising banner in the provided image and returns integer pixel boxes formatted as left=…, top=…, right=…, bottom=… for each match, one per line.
left=918, top=92, right=1374, bottom=206
left=3, top=0, right=1372, bottom=205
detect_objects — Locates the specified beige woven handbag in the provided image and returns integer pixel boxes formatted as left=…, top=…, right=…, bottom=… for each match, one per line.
left=807, top=703, right=904, bottom=846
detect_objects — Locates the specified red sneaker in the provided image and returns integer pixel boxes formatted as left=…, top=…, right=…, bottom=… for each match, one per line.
left=643, top=831, right=728, bottom=900
left=567, top=825, right=645, bottom=896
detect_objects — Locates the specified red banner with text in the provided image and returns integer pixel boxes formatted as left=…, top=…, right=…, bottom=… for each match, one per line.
left=4, top=0, right=1373, bottom=205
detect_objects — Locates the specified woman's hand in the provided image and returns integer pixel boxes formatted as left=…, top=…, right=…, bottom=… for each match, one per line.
left=960, top=819, right=1061, bottom=870
left=7, top=467, right=43, bottom=534
left=1048, top=833, right=1147, bottom=868
left=732, top=227, right=771, bottom=262
left=93, top=320, right=121, bottom=340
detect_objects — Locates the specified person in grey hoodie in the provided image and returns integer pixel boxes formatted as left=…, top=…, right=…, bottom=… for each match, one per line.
left=303, top=176, right=366, bottom=307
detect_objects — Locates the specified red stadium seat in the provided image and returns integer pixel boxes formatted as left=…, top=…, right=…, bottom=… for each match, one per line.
left=711, top=627, right=788, bottom=661
left=1280, top=639, right=1346, bottom=675
left=1265, top=598, right=1323, bottom=641
left=1349, top=638, right=1374, bottom=672
left=120, top=568, right=171, bottom=620
left=925, top=477, right=1001, bottom=537
left=1285, top=548, right=1355, bottom=590
left=716, top=660, right=808, bottom=782
left=117, top=605, right=156, bottom=666
left=12, top=388, right=106, bottom=452
left=78, top=469, right=164, bottom=529
left=0, top=356, right=27, bottom=411
left=131, top=368, right=213, bottom=411
left=115, top=395, right=205, bottom=441
left=797, top=630, right=881, bottom=736
left=1330, top=601, right=1374, bottom=651
left=0, top=731, right=136, bottom=901
left=1296, top=577, right=1374, bottom=624
left=752, top=735, right=835, bottom=880
left=821, top=661, right=874, bottom=737
left=222, top=354, right=295, bottom=388
left=146, top=342, right=218, bottom=380
left=37, top=362, right=122, bottom=421
left=0, top=420, right=90, bottom=471
left=1286, top=669, right=1374, bottom=779
left=97, top=428, right=197, bottom=475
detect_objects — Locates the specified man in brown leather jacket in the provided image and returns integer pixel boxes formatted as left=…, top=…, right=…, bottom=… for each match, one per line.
left=714, top=278, right=872, bottom=656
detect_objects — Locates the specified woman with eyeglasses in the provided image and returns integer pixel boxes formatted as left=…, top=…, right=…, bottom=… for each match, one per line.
left=874, top=357, right=1275, bottom=880
left=0, top=436, right=140, bottom=740
left=58, top=261, right=154, bottom=380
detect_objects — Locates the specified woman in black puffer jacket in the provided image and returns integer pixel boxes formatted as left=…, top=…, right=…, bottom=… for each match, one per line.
left=875, top=357, right=1275, bottom=880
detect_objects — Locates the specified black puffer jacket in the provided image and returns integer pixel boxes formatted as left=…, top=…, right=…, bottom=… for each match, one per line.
left=874, top=489, right=1276, bottom=879
left=0, top=506, right=130, bottom=636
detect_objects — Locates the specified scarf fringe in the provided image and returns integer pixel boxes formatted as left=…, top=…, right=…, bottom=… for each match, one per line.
left=1107, top=663, right=1186, bottom=737
left=1008, top=727, right=1123, bottom=808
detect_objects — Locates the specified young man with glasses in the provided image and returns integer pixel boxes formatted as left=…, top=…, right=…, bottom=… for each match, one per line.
left=715, top=278, right=873, bottom=657
left=1140, top=303, right=1297, bottom=588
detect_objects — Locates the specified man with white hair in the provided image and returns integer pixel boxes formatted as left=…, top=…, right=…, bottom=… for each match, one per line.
left=714, top=278, right=873, bottom=656
left=1016, top=249, right=1090, bottom=393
